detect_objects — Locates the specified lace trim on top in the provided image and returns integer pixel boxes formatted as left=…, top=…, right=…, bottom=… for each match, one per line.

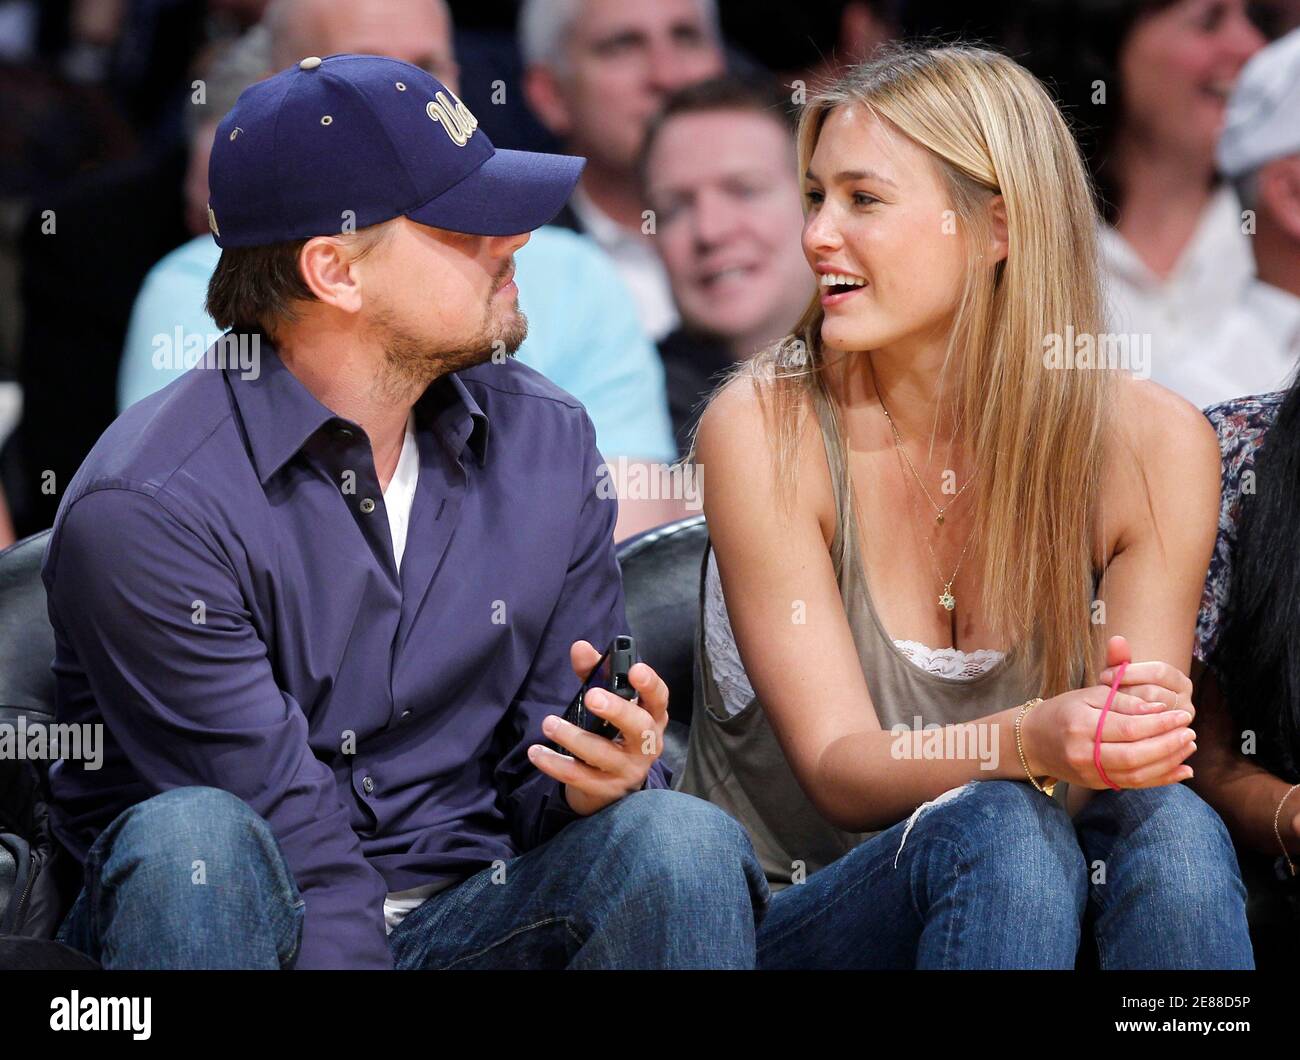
left=703, top=550, right=1007, bottom=717
left=891, top=640, right=1006, bottom=679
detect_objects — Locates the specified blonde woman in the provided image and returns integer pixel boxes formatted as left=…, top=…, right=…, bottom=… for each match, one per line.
left=678, top=45, right=1253, bottom=969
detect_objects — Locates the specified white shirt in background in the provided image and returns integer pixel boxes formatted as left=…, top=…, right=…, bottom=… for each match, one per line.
left=1187, top=279, right=1300, bottom=408
left=1099, top=185, right=1256, bottom=401
left=569, top=185, right=679, bottom=341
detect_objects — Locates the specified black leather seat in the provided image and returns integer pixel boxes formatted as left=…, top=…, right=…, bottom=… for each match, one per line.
left=0, top=528, right=80, bottom=968
left=614, top=515, right=707, bottom=777
left=0, top=530, right=55, bottom=745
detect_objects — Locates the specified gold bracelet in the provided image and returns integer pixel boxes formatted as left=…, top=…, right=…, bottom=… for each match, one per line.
left=1274, top=783, right=1299, bottom=878
left=1014, top=698, right=1057, bottom=797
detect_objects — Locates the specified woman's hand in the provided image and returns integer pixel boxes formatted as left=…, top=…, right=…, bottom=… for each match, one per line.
left=1097, top=634, right=1195, bottom=721
left=1020, top=681, right=1196, bottom=790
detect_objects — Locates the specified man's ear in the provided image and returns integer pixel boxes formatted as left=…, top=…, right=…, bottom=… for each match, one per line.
left=988, top=193, right=1009, bottom=265
left=299, top=236, right=364, bottom=314
left=522, top=64, right=573, bottom=139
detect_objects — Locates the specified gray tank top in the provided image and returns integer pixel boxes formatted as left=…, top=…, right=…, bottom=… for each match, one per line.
left=675, top=384, right=1050, bottom=889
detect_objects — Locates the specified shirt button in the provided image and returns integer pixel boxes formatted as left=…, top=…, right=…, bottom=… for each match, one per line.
left=359, top=498, right=376, bottom=513
left=362, top=776, right=375, bottom=794
left=299, top=56, right=322, bottom=70
left=335, top=424, right=354, bottom=438
left=400, top=709, right=412, bottom=721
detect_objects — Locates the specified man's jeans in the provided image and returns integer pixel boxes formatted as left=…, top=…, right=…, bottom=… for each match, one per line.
left=54, top=785, right=767, bottom=969
left=756, top=779, right=1255, bottom=969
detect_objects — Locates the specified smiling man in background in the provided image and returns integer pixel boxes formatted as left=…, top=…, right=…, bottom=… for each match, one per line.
left=641, top=75, right=813, bottom=454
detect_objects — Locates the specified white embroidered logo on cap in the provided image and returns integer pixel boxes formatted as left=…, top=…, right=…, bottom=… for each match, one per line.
left=207, top=204, right=220, bottom=237
left=425, top=88, right=478, bottom=147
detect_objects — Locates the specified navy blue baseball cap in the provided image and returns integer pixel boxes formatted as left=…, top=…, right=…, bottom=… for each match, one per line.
left=207, top=53, right=586, bottom=248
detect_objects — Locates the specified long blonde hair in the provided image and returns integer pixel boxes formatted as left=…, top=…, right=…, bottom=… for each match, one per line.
left=709, top=44, right=1112, bottom=697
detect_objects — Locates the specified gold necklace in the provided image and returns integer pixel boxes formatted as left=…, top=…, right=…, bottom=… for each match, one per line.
left=895, top=442, right=976, bottom=612
left=878, top=403, right=972, bottom=525
left=869, top=359, right=976, bottom=612
left=867, top=356, right=974, bottom=526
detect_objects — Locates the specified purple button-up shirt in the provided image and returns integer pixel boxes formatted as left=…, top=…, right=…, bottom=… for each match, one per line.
left=43, top=338, right=669, bottom=969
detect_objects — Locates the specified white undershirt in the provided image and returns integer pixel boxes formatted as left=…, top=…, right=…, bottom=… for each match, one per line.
left=377, top=412, right=447, bottom=934
left=382, top=411, right=419, bottom=573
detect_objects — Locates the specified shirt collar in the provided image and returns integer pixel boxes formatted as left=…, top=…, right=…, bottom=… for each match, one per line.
left=227, top=335, right=490, bottom=485
left=569, top=185, right=634, bottom=252
left=1098, top=184, right=1247, bottom=290
left=415, top=370, right=490, bottom=468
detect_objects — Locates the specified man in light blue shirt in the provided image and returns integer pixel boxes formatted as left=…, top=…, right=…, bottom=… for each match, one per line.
left=120, top=224, right=676, bottom=466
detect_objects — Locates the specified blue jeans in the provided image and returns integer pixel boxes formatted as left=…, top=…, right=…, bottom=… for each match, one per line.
left=756, top=779, right=1254, bottom=969
left=55, top=786, right=767, bottom=969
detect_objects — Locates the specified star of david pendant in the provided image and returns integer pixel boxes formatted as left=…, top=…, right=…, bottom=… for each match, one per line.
left=939, top=590, right=956, bottom=611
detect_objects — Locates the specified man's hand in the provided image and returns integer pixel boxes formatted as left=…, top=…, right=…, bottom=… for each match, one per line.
left=1097, top=634, right=1195, bottom=721
left=526, top=640, right=669, bottom=816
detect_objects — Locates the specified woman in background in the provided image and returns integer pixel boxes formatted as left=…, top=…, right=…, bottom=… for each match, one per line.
left=678, top=44, right=1253, bottom=969
left=1018, top=0, right=1265, bottom=403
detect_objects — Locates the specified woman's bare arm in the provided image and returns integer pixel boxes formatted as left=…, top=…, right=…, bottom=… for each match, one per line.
left=1071, top=380, right=1222, bottom=810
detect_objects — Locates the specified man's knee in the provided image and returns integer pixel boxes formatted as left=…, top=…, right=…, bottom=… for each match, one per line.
left=589, top=789, right=761, bottom=893
left=95, top=785, right=284, bottom=886
left=82, top=787, right=302, bottom=969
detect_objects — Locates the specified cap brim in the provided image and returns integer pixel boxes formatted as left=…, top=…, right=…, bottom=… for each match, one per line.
left=405, top=148, right=586, bottom=236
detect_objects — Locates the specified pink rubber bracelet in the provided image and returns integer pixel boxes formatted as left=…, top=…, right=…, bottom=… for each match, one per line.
left=1093, top=660, right=1127, bottom=791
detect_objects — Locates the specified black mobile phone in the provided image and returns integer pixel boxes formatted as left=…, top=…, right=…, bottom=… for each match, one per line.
left=546, top=635, right=637, bottom=755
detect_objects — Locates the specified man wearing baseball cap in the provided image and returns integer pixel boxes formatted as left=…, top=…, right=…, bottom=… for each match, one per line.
left=42, top=54, right=765, bottom=970
left=1186, top=27, right=1300, bottom=405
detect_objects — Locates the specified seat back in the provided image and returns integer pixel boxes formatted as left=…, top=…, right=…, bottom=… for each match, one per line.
left=0, top=529, right=56, bottom=723
left=0, top=530, right=57, bottom=800
left=615, top=516, right=708, bottom=776
left=0, top=528, right=57, bottom=843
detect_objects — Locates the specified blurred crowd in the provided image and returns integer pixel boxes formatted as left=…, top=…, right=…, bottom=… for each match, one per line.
left=1, top=0, right=1299, bottom=547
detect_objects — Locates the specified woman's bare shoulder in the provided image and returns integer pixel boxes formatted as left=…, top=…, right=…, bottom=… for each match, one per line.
left=696, top=367, right=816, bottom=463
left=1102, top=376, right=1221, bottom=550
left=1110, top=375, right=1220, bottom=478
left=696, top=369, right=836, bottom=534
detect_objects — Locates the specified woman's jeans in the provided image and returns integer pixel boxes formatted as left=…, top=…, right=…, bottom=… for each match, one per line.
left=54, top=785, right=767, bottom=969
left=756, top=779, right=1254, bottom=969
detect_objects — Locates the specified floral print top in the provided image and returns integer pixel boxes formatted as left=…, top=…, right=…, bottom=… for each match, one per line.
left=1195, top=391, right=1286, bottom=674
